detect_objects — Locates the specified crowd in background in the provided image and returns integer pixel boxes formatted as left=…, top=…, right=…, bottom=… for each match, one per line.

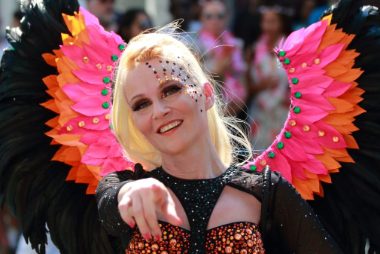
left=0, top=0, right=337, bottom=253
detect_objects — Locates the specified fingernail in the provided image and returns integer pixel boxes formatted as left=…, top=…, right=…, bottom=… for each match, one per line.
left=143, top=233, right=151, bottom=241
left=154, top=234, right=161, bottom=241
left=127, top=221, right=135, bottom=228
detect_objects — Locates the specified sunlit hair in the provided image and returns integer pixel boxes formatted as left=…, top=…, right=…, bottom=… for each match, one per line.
left=112, top=23, right=252, bottom=170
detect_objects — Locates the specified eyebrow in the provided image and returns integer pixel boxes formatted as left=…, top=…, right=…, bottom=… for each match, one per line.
left=128, top=79, right=183, bottom=104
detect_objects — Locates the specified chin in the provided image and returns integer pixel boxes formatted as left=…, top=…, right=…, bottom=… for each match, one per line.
left=157, top=143, right=188, bottom=155
left=154, top=138, right=193, bottom=156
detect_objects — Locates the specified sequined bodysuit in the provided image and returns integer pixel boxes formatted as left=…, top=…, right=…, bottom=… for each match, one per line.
left=96, top=165, right=343, bottom=254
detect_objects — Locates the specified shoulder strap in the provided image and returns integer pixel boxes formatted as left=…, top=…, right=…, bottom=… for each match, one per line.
left=260, top=165, right=272, bottom=243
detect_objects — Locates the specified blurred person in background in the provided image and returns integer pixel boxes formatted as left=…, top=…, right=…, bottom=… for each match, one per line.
left=169, top=0, right=202, bottom=32
left=187, top=0, right=203, bottom=33
left=307, top=0, right=329, bottom=25
left=116, top=8, right=153, bottom=43
left=0, top=18, right=7, bottom=61
left=293, top=0, right=316, bottom=30
left=0, top=208, right=18, bottom=254
left=85, top=0, right=117, bottom=31
left=246, top=4, right=293, bottom=151
left=198, top=0, right=246, bottom=117
left=232, top=0, right=262, bottom=50
left=11, top=10, right=22, bottom=27
left=0, top=10, right=22, bottom=60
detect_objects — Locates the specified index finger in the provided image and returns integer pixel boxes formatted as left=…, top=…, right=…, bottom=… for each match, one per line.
left=156, top=188, right=182, bottom=226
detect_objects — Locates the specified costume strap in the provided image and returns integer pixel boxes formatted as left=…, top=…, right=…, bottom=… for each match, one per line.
left=260, top=165, right=272, bottom=244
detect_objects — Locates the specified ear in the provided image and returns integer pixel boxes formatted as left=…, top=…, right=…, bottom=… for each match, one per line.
left=203, top=82, right=215, bottom=110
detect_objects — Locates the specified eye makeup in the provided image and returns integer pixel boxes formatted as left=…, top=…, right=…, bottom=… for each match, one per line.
left=161, top=83, right=183, bottom=98
left=130, top=81, right=183, bottom=112
left=131, top=98, right=151, bottom=112
left=145, top=58, right=204, bottom=112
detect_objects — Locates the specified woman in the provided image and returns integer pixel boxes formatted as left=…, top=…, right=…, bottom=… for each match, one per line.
left=116, top=8, right=152, bottom=43
left=246, top=5, right=293, bottom=150
left=95, top=27, right=342, bottom=253
left=197, top=0, right=246, bottom=117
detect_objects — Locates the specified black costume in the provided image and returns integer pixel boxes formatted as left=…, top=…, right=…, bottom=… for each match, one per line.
left=96, top=164, right=342, bottom=253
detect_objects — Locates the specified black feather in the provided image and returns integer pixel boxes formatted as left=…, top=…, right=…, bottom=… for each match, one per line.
left=310, top=1, right=380, bottom=253
left=0, top=0, right=121, bottom=253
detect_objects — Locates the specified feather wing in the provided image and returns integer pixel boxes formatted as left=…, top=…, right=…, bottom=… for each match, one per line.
left=244, top=1, right=380, bottom=252
left=0, top=0, right=132, bottom=253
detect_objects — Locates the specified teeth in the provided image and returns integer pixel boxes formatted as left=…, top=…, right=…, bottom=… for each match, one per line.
left=159, top=120, right=182, bottom=133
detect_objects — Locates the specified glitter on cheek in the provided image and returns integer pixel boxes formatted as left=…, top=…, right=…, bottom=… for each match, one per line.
left=184, top=86, right=203, bottom=103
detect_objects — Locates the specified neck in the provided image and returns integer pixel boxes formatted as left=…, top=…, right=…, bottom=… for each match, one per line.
left=160, top=136, right=227, bottom=180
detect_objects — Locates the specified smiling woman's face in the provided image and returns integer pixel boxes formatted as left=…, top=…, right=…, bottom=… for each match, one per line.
left=124, top=58, right=211, bottom=156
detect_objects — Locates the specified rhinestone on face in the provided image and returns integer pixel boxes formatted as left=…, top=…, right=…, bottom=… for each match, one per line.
left=333, top=136, right=340, bottom=143
left=318, top=130, right=325, bottom=137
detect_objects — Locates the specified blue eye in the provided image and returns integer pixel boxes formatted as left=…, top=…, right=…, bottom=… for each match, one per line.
left=162, top=84, right=182, bottom=98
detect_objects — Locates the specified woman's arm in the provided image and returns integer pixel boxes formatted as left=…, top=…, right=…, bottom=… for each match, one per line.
left=265, top=172, right=344, bottom=254
left=95, top=170, right=135, bottom=237
left=95, top=165, right=181, bottom=241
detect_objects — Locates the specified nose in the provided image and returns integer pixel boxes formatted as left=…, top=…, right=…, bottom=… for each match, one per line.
left=152, top=101, right=170, bottom=120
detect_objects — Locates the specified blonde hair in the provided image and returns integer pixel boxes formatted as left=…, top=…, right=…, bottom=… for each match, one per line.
left=111, top=24, right=252, bottom=169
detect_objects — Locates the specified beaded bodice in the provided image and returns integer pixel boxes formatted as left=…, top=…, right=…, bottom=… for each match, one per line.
left=126, top=165, right=265, bottom=253
left=127, top=220, right=265, bottom=253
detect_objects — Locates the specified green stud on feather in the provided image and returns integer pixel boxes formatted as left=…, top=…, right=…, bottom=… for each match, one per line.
left=278, top=50, right=286, bottom=57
